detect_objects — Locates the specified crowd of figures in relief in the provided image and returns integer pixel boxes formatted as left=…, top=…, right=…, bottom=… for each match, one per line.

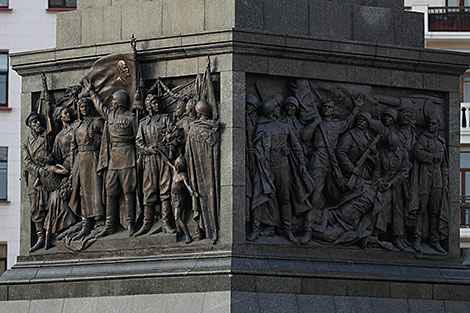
left=23, top=38, right=220, bottom=252
left=245, top=79, right=449, bottom=254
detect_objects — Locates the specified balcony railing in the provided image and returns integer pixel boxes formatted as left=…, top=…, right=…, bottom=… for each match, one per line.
left=461, top=102, right=470, bottom=129
left=429, top=6, right=470, bottom=31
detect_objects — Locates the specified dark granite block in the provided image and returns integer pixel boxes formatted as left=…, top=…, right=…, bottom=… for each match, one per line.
left=395, top=11, right=424, bottom=48
left=391, top=70, right=423, bottom=89
left=258, top=293, right=299, bottom=313
left=285, top=36, right=331, bottom=52
left=355, top=0, right=403, bottom=9
left=408, top=299, right=445, bottom=313
left=370, top=297, right=409, bottom=313
left=297, top=294, right=336, bottom=313
left=302, top=278, right=348, bottom=296
left=334, top=296, right=373, bottom=313
left=352, top=5, right=395, bottom=45
left=256, top=276, right=301, bottom=294
left=232, top=54, right=269, bottom=74
left=302, top=61, right=347, bottom=82
left=347, top=66, right=392, bottom=86
left=347, top=280, right=391, bottom=298
left=0, top=284, right=7, bottom=301
left=268, top=57, right=303, bottom=77
left=390, top=282, right=433, bottom=300
left=231, top=275, right=257, bottom=292
left=445, top=300, right=470, bottom=313
left=264, top=0, right=309, bottom=35
left=310, top=0, right=352, bottom=41
left=232, top=291, right=260, bottom=313
left=423, top=73, right=460, bottom=93
left=433, top=284, right=470, bottom=302
left=235, top=0, right=264, bottom=30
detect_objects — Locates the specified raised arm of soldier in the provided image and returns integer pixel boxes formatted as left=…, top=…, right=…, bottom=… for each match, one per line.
left=339, top=95, right=363, bottom=133
left=82, top=78, right=111, bottom=119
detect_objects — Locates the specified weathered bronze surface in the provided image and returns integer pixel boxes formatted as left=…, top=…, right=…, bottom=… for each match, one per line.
left=245, top=78, right=449, bottom=254
left=22, top=40, right=220, bottom=252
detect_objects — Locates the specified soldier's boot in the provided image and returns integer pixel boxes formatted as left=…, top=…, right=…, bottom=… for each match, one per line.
left=430, top=241, right=447, bottom=254
left=247, top=207, right=261, bottom=242
left=30, top=223, right=45, bottom=252
left=300, top=231, right=312, bottom=245
left=176, top=218, right=193, bottom=244
left=44, top=230, right=53, bottom=250
left=429, top=215, right=446, bottom=254
left=75, top=217, right=94, bottom=240
left=97, top=196, right=117, bottom=238
left=134, top=205, right=154, bottom=237
left=161, top=200, right=176, bottom=234
left=393, top=236, right=405, bottom=251
left=194, top=226, right=205, bottom=241
left=283, top=230, right=298, bottom=244
left=125, top=193, right=136, bottom=237
left=411, top=215, right=423, bottom=252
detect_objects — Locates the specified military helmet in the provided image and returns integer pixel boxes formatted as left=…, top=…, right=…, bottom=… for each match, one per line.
left=285, top=96, right=299, bottom=109
left=357, top=111, right=372, bottom=125
left=113, top=90, right=130, bottom=108
left=272, top=93, right=284, bottom=105
left=382, top=108, right=398, bottom=121
left=261, top=98, right=278, bottom=116
left=195, top=100, right=212, bottom=117
left=246, top=95, right=259, bottom=108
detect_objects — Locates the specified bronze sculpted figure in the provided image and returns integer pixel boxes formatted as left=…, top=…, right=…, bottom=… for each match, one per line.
left=23, top=112, right=56, bottom=252
left=249, top=98, right=307, bottom=243
left=186, top=100, right=220, bottom=242
left=82, top=78, right=138, bottom=238
left=69, top=98, right=105, bottom=239
left=412, top=115, right=449, bottom=253
left=134, top=94, right=175, bottom=236
left=245, top=77, right=449, bottom=255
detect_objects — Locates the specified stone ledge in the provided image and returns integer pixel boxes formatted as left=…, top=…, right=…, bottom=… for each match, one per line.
left=2, top=252, right=470, bottom=301
left=11, top=30, right=470, bottom=80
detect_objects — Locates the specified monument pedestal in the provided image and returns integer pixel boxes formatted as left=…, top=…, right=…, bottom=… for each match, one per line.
left=2, top=0, right=470, bottom=312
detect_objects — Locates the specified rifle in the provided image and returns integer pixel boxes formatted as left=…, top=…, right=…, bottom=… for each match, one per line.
left=346, top=135, right=381, bottom=190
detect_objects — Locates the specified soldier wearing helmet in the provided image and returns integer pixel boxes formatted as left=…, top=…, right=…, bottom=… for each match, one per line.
left=248, top=97, right=308, bottom=244
left=82, top=78, right=138, bottom=238
left=185, top=99, right=220, bottom=242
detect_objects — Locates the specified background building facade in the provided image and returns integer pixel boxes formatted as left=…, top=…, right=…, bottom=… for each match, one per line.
left=0, top=0, right=75, bottom=274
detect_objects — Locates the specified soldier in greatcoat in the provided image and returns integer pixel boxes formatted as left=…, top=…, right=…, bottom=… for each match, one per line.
left=22, top=112, right=53, bottom=252
left=249, top=98, right=308, bottom=243
left=376, top=133, right=411, bottom=250
left=412, top=115, right=448, bottom=254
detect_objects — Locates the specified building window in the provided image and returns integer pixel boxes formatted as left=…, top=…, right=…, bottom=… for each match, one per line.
left=461, top=151, right=470, bottom=225
left=0, top=243, right=6, bottom=275
left=0, top=147, right=6, bottom=201
left=48, top=0, right=76, bottom=9
left=0, top=0, right=8, bottom=8
left=0, top=53, right=7, bottom=107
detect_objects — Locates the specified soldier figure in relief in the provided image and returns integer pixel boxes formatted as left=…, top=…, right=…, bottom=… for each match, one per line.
left=23, top=112, right=53, bottom=252
left=69, top=98, right=105, bottom=239
left=82, top=78, right=138, bottom=238
left=413, top=115, right=449, bottom=254
left=134, top=94, right=176, bottom=236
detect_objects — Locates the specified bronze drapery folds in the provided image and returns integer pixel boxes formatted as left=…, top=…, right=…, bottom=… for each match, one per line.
left=23, top=37, right=221, bottom=251
left=246, top=78, right=449, bottom=255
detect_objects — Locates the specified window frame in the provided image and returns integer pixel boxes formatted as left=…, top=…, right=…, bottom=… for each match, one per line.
left=0, top=51, right=8, bottom=108
left=0, top=242, right=6, bottom=276
left=48, top=0, right=77, bottom=9
left=0, top=147, right=7, bottom=202
left=0, top=0, right=8, bottom=9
